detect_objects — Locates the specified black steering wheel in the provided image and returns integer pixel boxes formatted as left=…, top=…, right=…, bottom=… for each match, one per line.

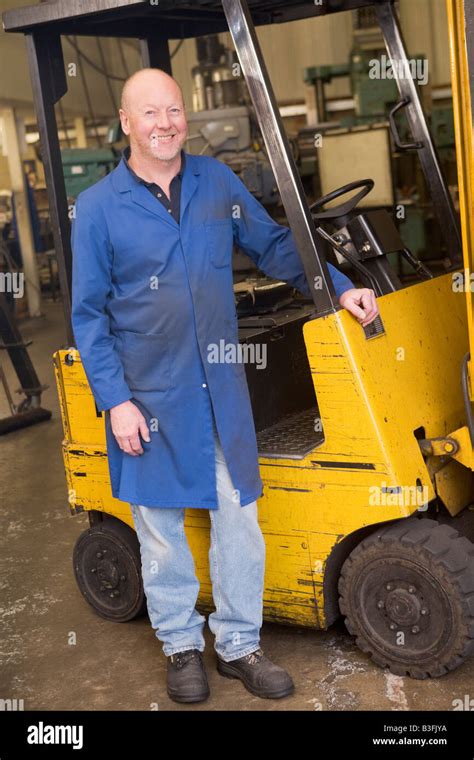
left=309, top=178, right=374, bottom=222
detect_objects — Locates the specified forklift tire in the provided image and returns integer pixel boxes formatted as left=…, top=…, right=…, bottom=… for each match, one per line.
left=73, top=518, right=147, bottom=622
left=338, top=518, right=474, bottom=678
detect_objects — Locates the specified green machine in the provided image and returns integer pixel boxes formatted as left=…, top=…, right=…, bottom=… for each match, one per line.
left=304, top=49, right=399, bottom=126
left=303, top=47, right=423, bottom=128
left=61, top=148, right=119, bottom=199
left=61, top=120, right=123, bottom=199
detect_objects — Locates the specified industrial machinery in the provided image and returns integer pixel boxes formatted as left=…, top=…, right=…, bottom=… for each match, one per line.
left=60, top=119, right=129, bottom=200
left=187, top=33, right=279, bottom=207
left=61, top=147, right=118, bottom=199
left=300, top=6, right=457, bottom=271
left=4, top=0, right=474, bottom=679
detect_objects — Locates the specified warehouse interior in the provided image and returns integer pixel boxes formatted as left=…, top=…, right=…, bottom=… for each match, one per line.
left=1, top=0, right=473, bottom=714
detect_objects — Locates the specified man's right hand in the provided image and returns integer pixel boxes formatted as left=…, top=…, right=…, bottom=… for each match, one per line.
left=110, top=400, right=151, bottom=456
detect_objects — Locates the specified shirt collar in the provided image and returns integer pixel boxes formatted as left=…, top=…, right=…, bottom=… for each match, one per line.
left=122, top=144, right=186, bottom=186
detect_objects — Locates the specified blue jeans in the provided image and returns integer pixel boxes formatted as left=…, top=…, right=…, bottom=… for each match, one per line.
left=129, top=419, right=266, bottom=661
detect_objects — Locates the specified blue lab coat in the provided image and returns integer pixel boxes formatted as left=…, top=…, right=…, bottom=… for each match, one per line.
left=71, top=152, right=354, bottom=509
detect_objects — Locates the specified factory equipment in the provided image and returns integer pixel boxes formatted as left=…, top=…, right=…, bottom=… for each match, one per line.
left=61, top=148, right=118, bottom=199
left=187, top=34, right=279, bottom=206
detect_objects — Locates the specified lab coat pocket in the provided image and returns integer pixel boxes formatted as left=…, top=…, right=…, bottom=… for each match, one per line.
left=205, top=219, right=234, bottom=268
left=116, top=330, right=171, bottom=393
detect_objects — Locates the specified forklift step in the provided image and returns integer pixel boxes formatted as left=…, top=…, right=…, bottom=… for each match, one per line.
left=256, top=406, right=323, bottom=459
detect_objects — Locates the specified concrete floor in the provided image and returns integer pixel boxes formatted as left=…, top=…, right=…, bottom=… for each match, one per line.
left=1, top=298, right=473, bottom=711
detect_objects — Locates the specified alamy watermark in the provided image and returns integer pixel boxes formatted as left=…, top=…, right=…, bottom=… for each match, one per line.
left=369, top=54, right=428, bottom=87
left=27, top=722, right=83, bottom=750
left=0, top=698, right=24, bottom=710
left=0, top=272, right=24, bottom=299
left=369, top=481, right=429, bottom=509
left=452, top=269, right=474, bottom=292
left=207, top=340, right=267, bottom=370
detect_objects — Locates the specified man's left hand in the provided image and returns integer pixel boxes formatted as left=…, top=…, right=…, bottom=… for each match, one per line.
left=338, top=288, right=379, bottom=327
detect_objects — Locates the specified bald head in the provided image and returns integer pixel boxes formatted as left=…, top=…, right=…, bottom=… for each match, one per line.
left=120, top=68, right=185, bottom=113
left=119, top=67, right=188, bottom=168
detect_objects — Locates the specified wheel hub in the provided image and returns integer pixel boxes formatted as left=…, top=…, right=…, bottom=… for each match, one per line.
left=73, top=522, right=146, bottom=623
left=385, top=586, right=422, bottom=626
left=87, top=546, right=128, bottom=599
left=96, top=558, right=120, bottom=590
left=356, top=557, right=447, bottom=660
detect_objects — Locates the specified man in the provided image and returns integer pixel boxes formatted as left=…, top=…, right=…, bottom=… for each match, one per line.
left=71, top=68, right=379, bottom=704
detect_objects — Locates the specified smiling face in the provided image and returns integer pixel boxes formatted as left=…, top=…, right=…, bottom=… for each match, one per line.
left=119, top=69, right=188, bottom=165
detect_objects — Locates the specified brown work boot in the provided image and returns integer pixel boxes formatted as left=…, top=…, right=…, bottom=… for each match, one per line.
left=167, top=649, right=210, bottom=703
left=216, top=647, right=294, bottom=699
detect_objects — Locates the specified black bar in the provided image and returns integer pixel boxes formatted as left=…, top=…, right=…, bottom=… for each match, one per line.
left=221, top=0, right=337, bottom=316
left=376, top=0, right=462, bottom=265
left=0, top=294, right=44, bottom=399
left=25, top=33, right=74, bottom=347
left=1, top=0, right=387, bottom=36
left=140, top=36, right=172, bottom=73
left=0, top=709, right=473, bottom=755
left=3, top=0, right=147, bottom=32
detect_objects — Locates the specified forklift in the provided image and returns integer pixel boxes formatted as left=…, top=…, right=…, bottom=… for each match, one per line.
left=3, top=0, right=473, bottom=679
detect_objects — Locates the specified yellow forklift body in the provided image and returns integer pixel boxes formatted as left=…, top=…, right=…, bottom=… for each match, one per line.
left=447, top=0, right=474, bottom=365
left=54, top=270, right=471, bottom=629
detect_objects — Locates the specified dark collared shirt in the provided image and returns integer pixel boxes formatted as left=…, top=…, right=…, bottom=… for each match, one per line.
left=122, top=145, right=185, bottom=224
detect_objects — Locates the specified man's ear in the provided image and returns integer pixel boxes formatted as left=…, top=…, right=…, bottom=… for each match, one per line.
left=119, top=109, right=130, bottom=136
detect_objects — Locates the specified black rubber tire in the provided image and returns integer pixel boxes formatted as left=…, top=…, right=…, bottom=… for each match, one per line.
left=73, top=517, right=147, bottom=622
left=338, top=518, right=474, bottom=678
